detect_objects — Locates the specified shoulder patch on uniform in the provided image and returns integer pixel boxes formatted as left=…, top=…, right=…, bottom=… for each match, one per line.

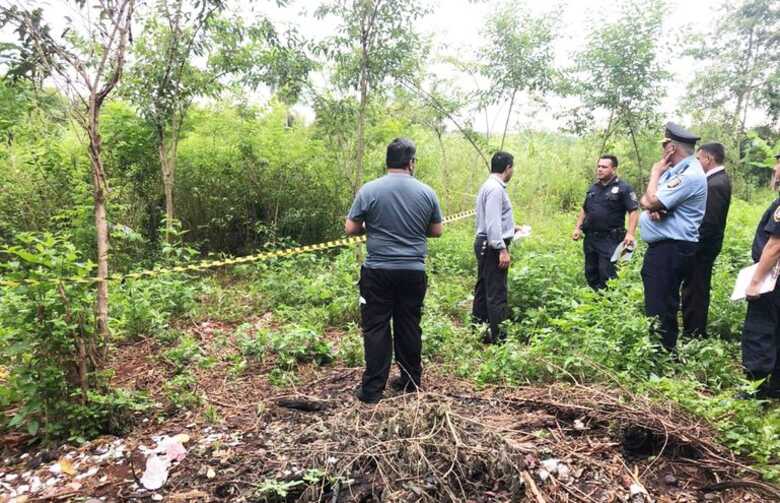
left=666, top=176, right=683, bottom=189
left=630, top=191, right=637, bottom=202
left=773, top=206, right=780, bottom=223
left=611, top=186, right=620, bottom=194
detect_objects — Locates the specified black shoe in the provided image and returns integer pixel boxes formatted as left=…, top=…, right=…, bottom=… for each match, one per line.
left=483, top=334, right=507, bottom=345
left=353, top=387, right=381, bottom=404
left=736, top=390, right=757, bottom=400
left=736, top=386, right=780, bottom=401
left=390, top=377, right=421, bottom=393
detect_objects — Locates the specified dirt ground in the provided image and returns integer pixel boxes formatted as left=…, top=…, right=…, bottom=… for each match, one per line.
left=1, top=318, right=779, bottom=502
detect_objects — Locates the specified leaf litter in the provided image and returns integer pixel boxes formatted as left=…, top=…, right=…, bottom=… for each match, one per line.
left=1, top=325, right=779, bottom=502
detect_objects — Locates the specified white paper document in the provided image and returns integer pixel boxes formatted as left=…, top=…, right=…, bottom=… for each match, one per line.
left=610, top=242, right=635, bottom=263
left=731, top=263, right=780, bottom=301
left=513, top=225, right=532, bottom=243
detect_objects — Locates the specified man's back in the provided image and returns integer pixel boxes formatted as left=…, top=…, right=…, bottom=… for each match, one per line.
left=700, top=170, right=731, bottom=245
left=348, top=173, right=441, bottom=271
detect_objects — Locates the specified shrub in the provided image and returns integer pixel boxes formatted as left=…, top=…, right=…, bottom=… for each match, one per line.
left=0, top=233, right=148, bottom=441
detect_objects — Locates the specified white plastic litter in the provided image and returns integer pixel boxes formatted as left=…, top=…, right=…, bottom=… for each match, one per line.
left=159, top=437, right=187, bottom=463
left=541, top=458, right=561, bottom=472
left=140, top=456, right=169, bottom=491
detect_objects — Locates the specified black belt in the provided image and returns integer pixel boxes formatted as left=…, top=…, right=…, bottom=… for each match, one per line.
left=647, top=239, right=696, bottom=247
left=585, top=228, right=625, bottom=238
left=475, top=235, right=512, bottom=247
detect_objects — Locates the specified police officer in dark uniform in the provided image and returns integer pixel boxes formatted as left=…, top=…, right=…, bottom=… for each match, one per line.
left=572, top=155, right=639, bottom=290
left=639, top=123, right=707, bottom=352
left=742, top=152, right=780, bottom=400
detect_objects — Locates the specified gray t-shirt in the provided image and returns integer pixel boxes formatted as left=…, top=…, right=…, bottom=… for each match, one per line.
left=347, top=173, right=442, bottom=271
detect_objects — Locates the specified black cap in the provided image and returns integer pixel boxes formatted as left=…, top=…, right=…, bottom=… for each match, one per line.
left=775, top=152, right=780, bottom=160
left=662, top=122, right=700, bottom=146
left=386, top=138, right=416, bottom=169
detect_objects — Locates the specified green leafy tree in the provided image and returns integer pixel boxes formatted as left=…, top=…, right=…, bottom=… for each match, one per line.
left=315, top=0, right=429, bottom=193
left=123, top=0, right=313, bottom=240
left=687, top=0, right=780, bottom=138
left=1, top=0, right=136, bottom=349
left=564, top=0, right=669, bottom=174
left=480, top=1, right=558, bottom=150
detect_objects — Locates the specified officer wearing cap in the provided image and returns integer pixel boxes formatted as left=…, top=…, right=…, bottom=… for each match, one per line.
left=681, top=143, right=732, bottom=338
left=638, top=122, right=707, bottom=352
left=345, top=138, right=443, bottom=404
left=572, top=155, right=639, bottom=290
left=741, top=152, right=780, bottom=400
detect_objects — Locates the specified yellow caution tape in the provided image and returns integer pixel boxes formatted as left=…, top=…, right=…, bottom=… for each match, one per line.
left=0, top=210, right=476, bottom=288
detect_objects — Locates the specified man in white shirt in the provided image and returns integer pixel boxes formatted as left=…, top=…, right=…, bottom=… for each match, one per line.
left=472, top=151, right=519, bottom=343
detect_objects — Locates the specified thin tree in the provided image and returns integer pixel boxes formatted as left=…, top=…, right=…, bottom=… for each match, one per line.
left=687, top=0, right=780, bottom=140
left=316, top=0, right=428, bottom=194
left=480, top=1, right=557, bottom=150
left=1, top=0, right=135, bottom=353
left=124, top=0, right=312, bottom=241
left=565, top=0, right=669, bottom=182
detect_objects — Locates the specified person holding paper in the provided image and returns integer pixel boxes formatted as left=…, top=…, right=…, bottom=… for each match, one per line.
left=741, top=152, right=780, bottom=400
left=472, top=151, right=521, bottom=344
left=638, top=122, right=707, bottom=352
left=572, top=155, right=639, bottom=290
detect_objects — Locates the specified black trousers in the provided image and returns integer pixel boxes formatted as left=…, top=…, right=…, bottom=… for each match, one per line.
left=359, top=266, right=427, bottom=400
left=583, top=231, right=623, bottom=290
left=681, top=241, right=722, bottom=338
left=472, top=236, right=509, bottom=342
left=742, top=288, right=780, bottom=384
left=641, top=240, right=697, bottom=351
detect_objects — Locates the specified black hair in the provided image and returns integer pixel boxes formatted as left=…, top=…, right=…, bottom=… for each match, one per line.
left=386, top=137, right=416, bottom=169
left=699, top=142, right=725, bottom=165
left=490, top=151, right=514, bottom=173
left=599, top=154, right=619, bottom=168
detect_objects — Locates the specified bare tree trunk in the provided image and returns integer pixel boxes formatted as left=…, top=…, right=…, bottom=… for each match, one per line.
left=600, top=109, right=615, bottom=155
left=435, top=129, right=450, bottom=209
left=87, top=112, right=110, bottom=355
left=627, top=120, right=645, bottom=188
left=160, top=141, right=176, bottom=239
left=500, top=88, right=517, bottom=151
left=158, top=117, right=180, bottom=241
left=732, top=25, right=755, bottom=154
left=355, top=64, right=368, bottom=195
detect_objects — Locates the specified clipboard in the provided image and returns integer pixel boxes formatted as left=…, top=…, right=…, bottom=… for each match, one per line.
left=731, top=262, right=780, bottom=301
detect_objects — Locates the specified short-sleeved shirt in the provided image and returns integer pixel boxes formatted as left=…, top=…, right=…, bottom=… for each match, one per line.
left=751, top=197, right=780, bottom=262
left=581, top=177, right=638, bottom=233
left=347, top=173, right=442, bottom=271
left=639, top=155, right=707, bottom=243
left=475, top=175, right=515, bottom=249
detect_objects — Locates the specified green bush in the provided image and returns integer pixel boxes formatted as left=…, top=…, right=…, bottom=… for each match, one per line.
left=0, top=233, right=148, bottom=441
left=269, top=326, right=334, bottom=370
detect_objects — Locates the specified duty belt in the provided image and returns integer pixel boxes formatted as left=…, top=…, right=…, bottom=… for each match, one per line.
left=585, top=228, right=625, bottom=239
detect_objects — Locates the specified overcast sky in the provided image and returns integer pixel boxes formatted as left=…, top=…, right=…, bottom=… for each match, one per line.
left=4, top=0, right=728, bottom=132
left=252, top=0, right=724, bottom=131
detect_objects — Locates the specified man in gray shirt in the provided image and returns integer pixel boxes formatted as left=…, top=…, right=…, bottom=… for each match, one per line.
left=472, top=151, right=518, bottom=343
left=345, top=138, right=443, bottom=404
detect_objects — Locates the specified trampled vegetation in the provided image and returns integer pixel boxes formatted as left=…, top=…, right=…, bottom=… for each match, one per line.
left=0, top=0, right=779, bottom=501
